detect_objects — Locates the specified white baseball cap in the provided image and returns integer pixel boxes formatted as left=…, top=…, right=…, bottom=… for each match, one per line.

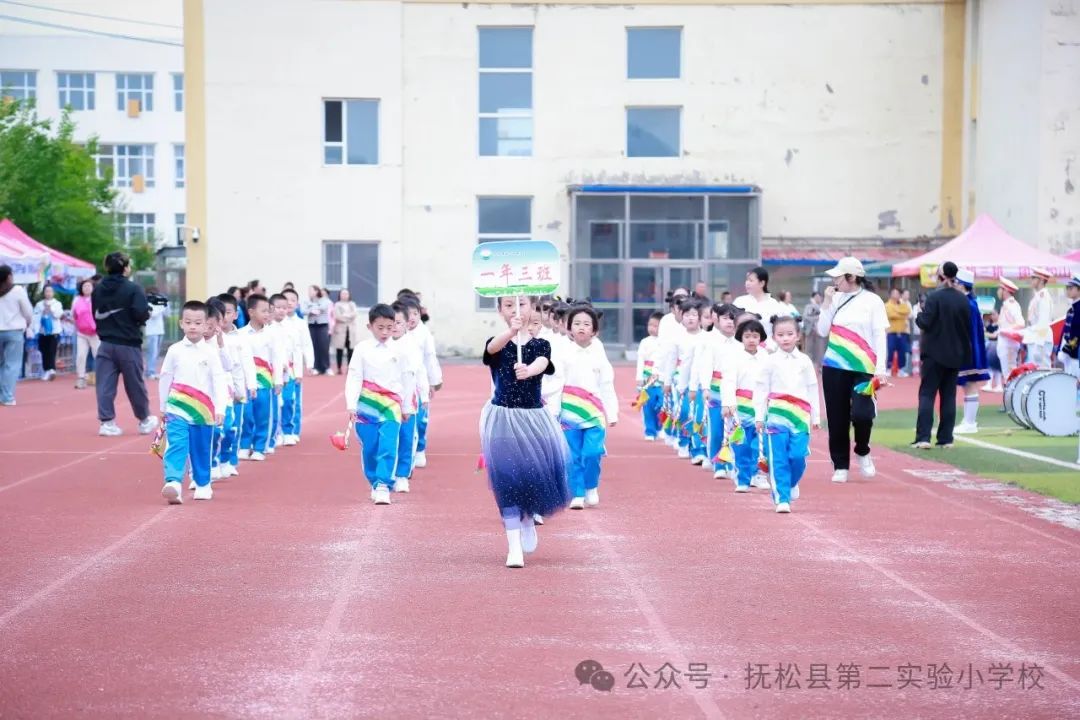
left=956, top=268, right=975, bottom=287
left=825, top=257, right=866, bottom=278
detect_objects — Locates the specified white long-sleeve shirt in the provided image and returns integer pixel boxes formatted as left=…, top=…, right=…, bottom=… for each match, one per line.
left=345, top=337, right=415, bottom=424
left=636, top=335, right=660, bottom=386
left=727, top=348, right=764, bottom=424
left=998, top=296, right=1025, bottom=344
left=675, top=329, right=710, bottom=393
left=754, top=347, right=820, bottom=430
left=553, top=340, right=618, bottom=427
left=696, top=333, right=740, bottom=405
left=225, top=327, right=257, bottom=397
left=816, top=289, right=889, bottom=376
left=239, top=323, right=285, bottom=388
left=286, top=314, right=315, bottom=375
left=657, top=314, right=686, bottom=386
left=410, top=322, right=443, bottom=389
left=157, top=337, right=230, bottom=424
left=1026, top=288, right=1055, bottom=345
left=392, top=333, right=424, bottom=414
left=733, top=293, right=787, bottom=339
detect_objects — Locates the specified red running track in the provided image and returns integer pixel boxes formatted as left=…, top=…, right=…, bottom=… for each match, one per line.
left=0, top=366, right=1077, bottom=718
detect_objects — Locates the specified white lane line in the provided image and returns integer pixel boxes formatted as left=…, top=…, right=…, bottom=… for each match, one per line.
left=953, top=435, right=1079, bottom=470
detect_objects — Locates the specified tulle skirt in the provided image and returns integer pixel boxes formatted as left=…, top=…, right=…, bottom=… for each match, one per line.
left=480, top=402, right=570, bottom=519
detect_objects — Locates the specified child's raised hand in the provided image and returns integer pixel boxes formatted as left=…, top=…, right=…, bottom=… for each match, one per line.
left=509, top=315, right=524, bottom=333
left=513, top=362, right=531, bottom=380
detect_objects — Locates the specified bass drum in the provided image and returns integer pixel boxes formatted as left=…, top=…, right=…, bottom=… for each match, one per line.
left=1005, top=371, right=1043, bottom=428
left=1017, top=370, right=1079, bottom=437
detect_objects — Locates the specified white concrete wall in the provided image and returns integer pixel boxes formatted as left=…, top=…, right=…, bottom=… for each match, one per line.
left=0, top=1, right=185, bottom=251
left=1038, top=0, right=1080, bottom=255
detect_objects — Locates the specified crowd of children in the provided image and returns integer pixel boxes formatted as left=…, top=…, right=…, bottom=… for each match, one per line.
left=156, top=287, right=442, bottom=506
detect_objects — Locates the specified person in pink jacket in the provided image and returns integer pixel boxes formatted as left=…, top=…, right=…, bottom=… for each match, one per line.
left=71, top=279, right=100, bottom=389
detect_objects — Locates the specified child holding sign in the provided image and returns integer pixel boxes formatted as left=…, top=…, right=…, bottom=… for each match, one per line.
left=480, top=296, right=570, bottom=569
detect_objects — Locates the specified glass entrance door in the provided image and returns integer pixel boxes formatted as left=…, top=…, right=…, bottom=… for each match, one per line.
left=626, top=265, right=701, bottom=345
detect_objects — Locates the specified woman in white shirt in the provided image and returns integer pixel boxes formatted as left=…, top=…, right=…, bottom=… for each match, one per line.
left=816, top=257, right=889, bottom=483
left=0, top=265, right=33, bottom=405
left=32, top=285, right=64, bottom=381
left=733, top=267, right=787, bottom=341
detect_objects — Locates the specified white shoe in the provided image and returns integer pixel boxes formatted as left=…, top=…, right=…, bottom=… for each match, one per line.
left=585, top=488, right=600, bottom=507
left=981, top=383, right=994, bottom=392
left=137, top=415, right=160, bottom=435
left=735, top=485, right=751, bottom=493
left=521, top=520, right=538, bottom=553
left=414, top=451, right=428, bottom=468
left=677, top=447, right=690, bottom=459
left=775, top=502, right=792, bottom=514
left=791, top=485, right=800, bottom=500
left=714, top=469, right=729, bottom=480
left=569, top=496, right=585, bottom=510
left=644, top=435, right=656, bottom=442
left=250, top=452, right=266, bottom=462
left=751, top=474, right=770, bottom=489
left=954, top=422, right=978, bottom=435
left=236, top=449, right=251, bottom=461
left=856, top=453, right=877, bottom=478
left=188, top=478, right=197, bottom=490
left=98, top=421, right=123, bottom=437
left=162, top=481, right=183, bottom=504
left=210, top=466, right=222, bottom=481
left=701, top=461, right=714, bottom=472
left=533, top=514, right=544, bottom=525
left=373, top=485, right=391, bottom=505
left=283, top=435, right=298, bottom=447
left=832, top=469, right=849, bottom=483
left=193, top=484, right=213, bottom=500
left=265, top=446, right=276, bottom=455
left=370, top=487, right=377, bottom=502
left=505, top=529, right=524, bottom=568
left=393, top=478, right=410, bottom=493
left=691, top=455, right=706, bottom=466
left=223, top=464, right=239, bottom=477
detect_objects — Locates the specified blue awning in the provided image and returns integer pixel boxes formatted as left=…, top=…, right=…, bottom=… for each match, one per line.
left=571, top=185, right=759, bottom=195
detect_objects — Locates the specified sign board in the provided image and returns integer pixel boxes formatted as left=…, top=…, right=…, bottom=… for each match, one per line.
left=471, top=240, right=561, bottom=298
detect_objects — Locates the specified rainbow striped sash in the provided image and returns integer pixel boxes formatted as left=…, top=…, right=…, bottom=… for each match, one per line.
left=735, top=388, right=755, bottom=422
left=253, top=357, right=273, bottom=389
left=708, top=371, right=723, bottom=406
left=642, top=360, right=655, bottom=380
left=766, top=393, right=811, bottom=434
left=356, top=381, right=403, bottom=424
left=823, top=325, right=876, bottom=374
left=166, top=383, right=215, bottom=425
left=560, top=386, right=607, bottom=430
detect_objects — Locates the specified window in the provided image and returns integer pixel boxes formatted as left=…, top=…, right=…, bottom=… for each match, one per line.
left=174, top=144, right=185, bottom=188
left=476, top=196, right=532, bottom=309
left=0, top=70, right=36, bottom=101
left=58, top=72, right=95, bottom=110
left=172, top=73, right=183, bottom=111
left=627, top=28, right=681, bottom=79
left=174, top=213, right=186, bottom=244
left=627, top=107, right=681, bottom=157
left=116, top=213, right=156, bottom=244
left=323, top=242, right=379, bottom=307
left=323, top=99, right=378, bottom=165
left=96, top=144, right=156, bottom=188
left=116, top=73, right=154, bottom=112
left=478, top=27, right=533, bottom=157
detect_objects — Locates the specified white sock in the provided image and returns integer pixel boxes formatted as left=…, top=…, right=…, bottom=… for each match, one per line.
left=963, top=394, right=979, bottom=426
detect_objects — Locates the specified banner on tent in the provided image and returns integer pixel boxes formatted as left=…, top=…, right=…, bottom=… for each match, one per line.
left=919, top=263, right=1077, bottom=287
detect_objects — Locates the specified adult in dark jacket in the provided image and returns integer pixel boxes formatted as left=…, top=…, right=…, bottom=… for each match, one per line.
left=913, top=261, right=972, bottom=448
left=91, top=252, right=158, bottom=437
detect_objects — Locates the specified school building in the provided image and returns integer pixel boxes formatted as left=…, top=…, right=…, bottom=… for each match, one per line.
left=183, top=0, right=1080, bottom=356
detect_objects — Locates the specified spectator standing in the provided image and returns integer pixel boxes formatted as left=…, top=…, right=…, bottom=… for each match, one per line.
left=0, top=265, right=33, bottom=405
left=32, top=285, right=64, bottom=381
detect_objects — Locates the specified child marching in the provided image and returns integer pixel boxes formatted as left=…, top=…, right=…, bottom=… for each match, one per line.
left=238, top=294, right=284, bottom=461
left=728, top=318, right=768, bottom=492
left=635, top=311, right=664, bottom=440
left=698, top=303, right=740, bottom=479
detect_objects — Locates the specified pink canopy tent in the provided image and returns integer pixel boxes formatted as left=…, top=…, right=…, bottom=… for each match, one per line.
left=0, top=218, right=95, bottom=287
left=1065, top=248, right=1080, bottom=263
left=892, top=214, right=1078, bottom=280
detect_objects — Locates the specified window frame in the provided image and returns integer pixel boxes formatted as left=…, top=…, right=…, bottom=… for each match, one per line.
left=626, top=106, right=683, bottom=158
left=478, top=26, right=534, bottom=158
left=322, top=98, right=380, bottom=166
left=115, top=73, right=154, bottom=113
left=116, top=212, right=157, bottom=245
left=57, top=71, right=95, bottom=111
left=626, top=27, right=683, bottom=80
left=172, top=73, right=184, bottom=112
left=173, top=143, right=185, bottom=188
left=322, top=241, right=380, bottom=308
left=476, top=195, right=533, bottom=310
left=96, top=144, right=156, bottom=188
left=0, top=70, right=37, bottom=101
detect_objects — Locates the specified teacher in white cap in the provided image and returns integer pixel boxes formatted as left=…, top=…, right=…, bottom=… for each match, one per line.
left=815, top=257, right=889, bottom=483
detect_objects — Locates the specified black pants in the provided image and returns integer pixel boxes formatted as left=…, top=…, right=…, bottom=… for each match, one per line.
left=309, top=323, right=331, bottom=374
left=38, top=334, right=59, bottom=372
left=95, top=342, right=150, bottom=422
left=821, top=366, right=874, bottom=470
left=915, top=355, right=959, bottom=445
left=335, top=334, right=354, bottom=370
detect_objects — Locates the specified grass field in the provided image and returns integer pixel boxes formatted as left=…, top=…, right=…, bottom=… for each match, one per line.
left=871, top=407, right=1080, bottom=504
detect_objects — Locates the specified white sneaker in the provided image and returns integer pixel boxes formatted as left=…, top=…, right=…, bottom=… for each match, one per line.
left=832, top=469, right=849, bottom=483
left=370, top=487, right=377, bottom=502
left=954, top=422, right=978, bottom=435
left=691, top=455, right=706, bottom=466
left=521, top=521, right=538, bottom=553
left=775, top=502, right=792, bottom=514
left=791, top=485, right=801, bottom=500
left=193, top=484, right=213, bottom=500
left=223, top=464, right=239, bottom=477
left=250, top=452, right=266, bottom=462
left=569, top=496, right=585, bottom=510
left=751, top=474, right=771, bottom=489
left=981, top=383, right=994, bottom=392
left=856, top=453, right=877, bottom=478
left=373, top=485, right=392, bottom=505
left=677, top=447, right=690, bottom=459
left=393, top=478, right=410, bottom=493
left=137, top=416, right=160, bottom=435
left=210, top=466, right=222, bottom=481
left=505, top=528, right=524, bottom=568
left=714, top=469, right=729, bottom=480
left=533, top=514, right=544, bottom=525
left=265, top=446, right=276, bottom=455
left=585, top=488, right=600, bottom=507
left=644, top=435, right=656, bottom=441
left=236, top=449, right=251, bottom=461
left=188, top=478, right=197, bottom=490
left=735, top=485, right=751, bottom=493
left=283, top=435, right=298, bottom=447
left=162, top=481, right=183, bottom=504
left=414, top=451, right=428, bottom=468
left=98, top=421, right=123, bottom=437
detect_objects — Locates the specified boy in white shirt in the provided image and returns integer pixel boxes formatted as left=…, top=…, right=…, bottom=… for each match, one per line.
left=238, top=294, right=284, bottom=461
left=158, top=301, right=229, bottom=504
left=281, top=288, right=314, bottom=444
left=345, top=304, right=416, bottom=505
left=635, top=311, right=664, bottom=440
left=215, top=293, right=255, bottom=477
left=399, top=294, right=442, bottom=468
left=728, top=319, right=768, bottom=492
left=697, top=303, right=740, bottom=479
left=390, top=301, right=425, bottom=493
left=674, top=298, right=710, bottom=463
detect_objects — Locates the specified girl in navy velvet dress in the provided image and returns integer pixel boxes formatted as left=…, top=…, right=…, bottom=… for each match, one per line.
left=480, top=296, right=570, bottom=568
